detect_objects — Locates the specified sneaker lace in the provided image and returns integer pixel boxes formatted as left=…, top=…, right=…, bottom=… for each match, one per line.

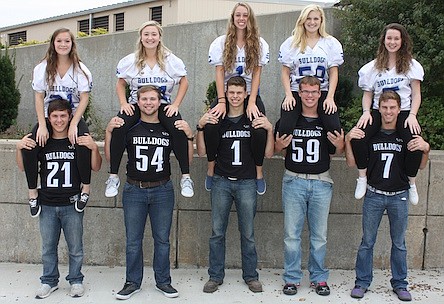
left=29, top=199, right=38, bottom=208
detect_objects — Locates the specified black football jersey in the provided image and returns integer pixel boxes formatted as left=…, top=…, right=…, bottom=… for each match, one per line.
left=126, top=121, right=172, bottom=181
left=38, top=138, right=81, bottom=206
left=283, top=116, right=334, bottom=174
left=214, top=115, right=256, bottom=179
left=367, top=130, right=409, bottom=192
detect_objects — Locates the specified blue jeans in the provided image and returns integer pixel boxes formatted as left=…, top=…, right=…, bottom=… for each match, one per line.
left=282, top=174, right=333, bottom=284
left=355, top=190, right=409, bottom=290
left=39, top=204, right=84, bottom=287
left=122, top=181, right=175, bottom=287
left=208, top=175, right=258, bottom=283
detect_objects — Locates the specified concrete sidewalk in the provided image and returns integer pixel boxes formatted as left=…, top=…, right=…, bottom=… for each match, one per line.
left=0, top=263, right=443, bottom=303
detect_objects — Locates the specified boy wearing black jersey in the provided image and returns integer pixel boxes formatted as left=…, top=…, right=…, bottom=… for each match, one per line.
left=274, top=76, right=344, bottom=297
left=105, top=85, right=193, bottom=300
left=16, top=99, right=102, bottom=299
left=196, top=76, right=274, bottom=294
left=346, top=91, right=430, bottom=302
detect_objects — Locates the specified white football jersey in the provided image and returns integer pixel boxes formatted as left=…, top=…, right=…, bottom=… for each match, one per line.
left=116, top=52, right=187, bottom=104
left=208, top=35, right=269, bottom=94
left=358, top=59, right=424, bottom=110
left=278, top=36, right=344, bottom=92
left=32, top=60, right=92, bottom=117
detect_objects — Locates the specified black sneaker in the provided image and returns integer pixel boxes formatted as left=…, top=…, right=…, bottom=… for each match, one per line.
left=156, top=284, right=179, bottom=298
left=115, top=282, right=140, bottom=300
left=283, top=283, right=299, bottom=295
left=29, top=198, right=41, bottom=218
left=311, top=281, right=331, bottom=296
left=75, top=193, right=89, bottom=212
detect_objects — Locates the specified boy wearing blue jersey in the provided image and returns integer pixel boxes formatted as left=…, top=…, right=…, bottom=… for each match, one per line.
left=196, top=76, right=274, bottom=294
left=274, top=76, right=344, bottom=297
left=346, top=91, right=430, bottom=302
left=16, top=99, right=102, bottom=299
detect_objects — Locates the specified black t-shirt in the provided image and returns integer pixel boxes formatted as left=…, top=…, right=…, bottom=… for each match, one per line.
left=38, top=138, right=81, bottom=206
left=367, top=130, right=410, bottom=192
left=125, top=121, right=172, bottom=182
left=276, top=116, right=335, bottom=174
left=214, top=115, right=256, bottom=179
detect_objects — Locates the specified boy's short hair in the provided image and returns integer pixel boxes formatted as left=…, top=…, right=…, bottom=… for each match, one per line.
left=137, top=85, right=162, bottom=101
left=226, top=76, right=247, bottom=91
left=379, top=90, right=401, bottom=107
left=47, top=99, right=72, bottom=116
left=299, top=76, right=321, bottom=90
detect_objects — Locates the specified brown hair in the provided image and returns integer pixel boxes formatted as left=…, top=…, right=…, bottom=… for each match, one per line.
left=223, top=2, right=260, bottom=74
left=43, top=28, right=88, bottom=87
left=47, top=99, right=72, bottom=117
left=375, top=23, right=413, bottom=74
left=137, top=85, right=162, bottom=101
left=299, top=76, right=321, bottom=90
left=226, top=76, right=247, bottom=91
left=379, top=90, right=401, bottom=108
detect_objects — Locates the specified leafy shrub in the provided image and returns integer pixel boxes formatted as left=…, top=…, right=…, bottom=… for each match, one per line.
left=0, top=49, right=21, bottom=132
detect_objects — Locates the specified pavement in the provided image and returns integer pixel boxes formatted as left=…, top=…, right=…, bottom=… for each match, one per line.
left=0, top=263, right=443, bottom=303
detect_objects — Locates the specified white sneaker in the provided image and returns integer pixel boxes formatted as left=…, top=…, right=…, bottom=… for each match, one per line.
left=355, top=177, right=367, bottom=199
left=105, top=175, right=120, bottom=197
left=35, top=284, right=58, bottom=299
left=409, top=184, right=419, bottom=205
left=180, top=176, right=194, bottom=198
left=69, top=283, right=85, bottom=298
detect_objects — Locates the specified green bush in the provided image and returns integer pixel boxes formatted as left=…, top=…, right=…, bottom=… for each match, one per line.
left=203, top=80, right=216, bottom=111
left=0, top=49, right=21, bottom=132
left=418, top=97, right=444, bottom=150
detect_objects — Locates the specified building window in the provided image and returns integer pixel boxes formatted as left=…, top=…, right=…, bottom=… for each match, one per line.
left=93, top=16, right=109, bottom=31
left=78, top=19, right=90, bottom=34
left=115, top=13, right=124, bottom=32
left=78, top=16, right=110, bottom=35
left=151, top=6, right=162, bottom=25
left=8, top=31, right=26, bottom=46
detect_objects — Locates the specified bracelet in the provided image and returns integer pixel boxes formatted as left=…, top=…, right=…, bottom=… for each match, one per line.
left=218, top=97, right=225, bottom=100
left=187, top=136, right=194, bottom=141
left=362, top=109, right=370, bottom=113
left=409, top=112, right=417, bottom=116
left=196, top=125, right=204, bottom=131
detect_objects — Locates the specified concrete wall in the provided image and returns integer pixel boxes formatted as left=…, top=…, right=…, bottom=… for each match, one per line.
left=1, top=139, right=443, bottom=270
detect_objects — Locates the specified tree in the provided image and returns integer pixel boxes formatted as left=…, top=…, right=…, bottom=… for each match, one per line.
left=0, top=49, right=21, bottom=132
left=335, top=0, right=444, bottom=148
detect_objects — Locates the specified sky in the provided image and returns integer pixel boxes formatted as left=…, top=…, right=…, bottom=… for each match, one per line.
left=0, top=0, right=128, bottom=28
left=0, top=0, right=339, bottom=28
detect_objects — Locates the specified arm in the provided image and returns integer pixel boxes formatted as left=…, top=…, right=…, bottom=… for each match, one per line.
left=68, top=91, right=89, bottom=144
left=104, top=117, right=125, bottom=163
left=327, top=129, right=345, bottom=155
left=35, top=91, right=49, bottom=146
left=407, top=135, right=430, bottom=170
left=165, top=76, right=189, bottom=117
left=404, top=79, right=422, bottom=134
left=323, top=66, right=338, bottom=114
left=274, top=131, right=292, bottom=156
left=252, top=115, right=274, bottom=158
left=344, top=127, right=366, bottom=167
left=16, top=133, right=36, bottom=171
left=77, top=134, right=102, bottom=172
left=174, top=119, right=194, bottom=163
left=117, top=78, right=135, bottom=116
left=208, top=65, right=227, bottom=119
left=246, top=66, right=263, bottom=120
left=196, top=112, right=219, bottom=157
left=281, top=65, right=296, bottom=111
left=356, top=90, right=374, bottom=129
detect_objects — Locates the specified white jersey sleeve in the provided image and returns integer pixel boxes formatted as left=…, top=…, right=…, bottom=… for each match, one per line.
left=259, top=37, right=270, bottom=66
left=32, top=61, right=48, bottom=93
left=208, top=35, right=225, bottom=67
left=358, top=60, right=378, bottom=92
left=164, top=53, right=187, bottom=85
left=278, top=36, right=294, bottom=68
left=408, top=59, right=424, bottom=81
left=325, top=36, right=344, bottom=68
left=116, top=53, right=137, bottom=80
left=77, top=62, right=93, bottom=92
